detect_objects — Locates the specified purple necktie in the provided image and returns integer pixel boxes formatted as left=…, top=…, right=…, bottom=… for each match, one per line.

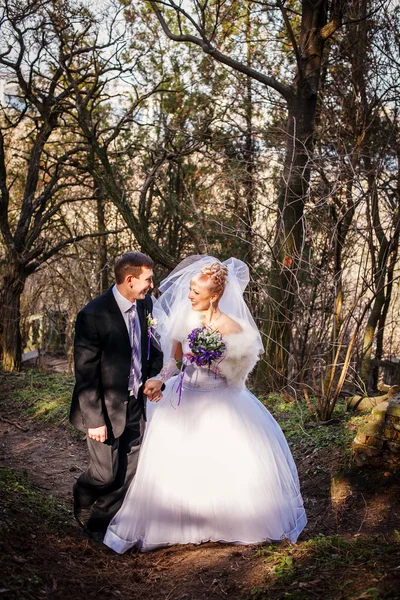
left=127, top=303, right=142, bottom=397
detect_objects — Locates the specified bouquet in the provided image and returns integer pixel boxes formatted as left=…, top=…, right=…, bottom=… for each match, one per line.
left=186, top=326, right=226, bottom=367
left=176, top=326, right=226, bottom=404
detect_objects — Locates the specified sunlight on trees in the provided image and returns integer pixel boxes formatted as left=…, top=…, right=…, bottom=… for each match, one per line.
left=0, top=0, right=400, bottom=422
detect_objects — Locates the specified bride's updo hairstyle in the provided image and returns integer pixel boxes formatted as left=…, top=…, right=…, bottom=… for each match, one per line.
left=199, top=262, right=229, bottom=299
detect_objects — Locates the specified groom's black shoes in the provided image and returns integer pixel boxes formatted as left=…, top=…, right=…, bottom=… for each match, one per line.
left=83, top=516, right=109, bottom=543
left=73, top=483, right=94, bottom=529
left=83, top=526, right=106, bottom=543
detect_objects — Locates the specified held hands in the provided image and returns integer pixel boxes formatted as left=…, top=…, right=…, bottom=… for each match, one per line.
left=144, top=379, right=163, bottom=402
left=87, top=425, right=107, bottom=443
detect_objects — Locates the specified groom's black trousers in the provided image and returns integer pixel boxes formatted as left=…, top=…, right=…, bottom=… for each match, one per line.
left=74, top=396, right=144, bottom=531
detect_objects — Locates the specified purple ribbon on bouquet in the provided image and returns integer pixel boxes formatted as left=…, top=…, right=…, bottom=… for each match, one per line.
left=175, top=356, right=189, bottom=405
left=176, top=371, right=184, bottom=406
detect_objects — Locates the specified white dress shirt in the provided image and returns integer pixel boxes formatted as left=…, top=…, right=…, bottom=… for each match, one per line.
left=112, top=284, right=142, bottom=393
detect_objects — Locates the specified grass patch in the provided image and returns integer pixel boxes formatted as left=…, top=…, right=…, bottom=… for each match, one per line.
left=247, top=534, right=400, bottom=599
left=0, top=467, right=70, bottom=527
left=0, top=368, right=75, bottom=428
left=260, top=393, right=370, bottom=462
left=0, top=467, right=72, bottom=599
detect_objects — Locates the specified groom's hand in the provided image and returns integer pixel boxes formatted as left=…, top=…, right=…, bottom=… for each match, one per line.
left=144, top=379, right=163, bottom=402
left=87, top=425, right=107, bottom=443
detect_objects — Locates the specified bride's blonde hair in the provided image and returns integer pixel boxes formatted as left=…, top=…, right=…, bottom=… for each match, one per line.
left=199, top=262, right=228, bottom=297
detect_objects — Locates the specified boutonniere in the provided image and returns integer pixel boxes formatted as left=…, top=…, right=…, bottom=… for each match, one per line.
left=146, top=313, right=158, bottom=359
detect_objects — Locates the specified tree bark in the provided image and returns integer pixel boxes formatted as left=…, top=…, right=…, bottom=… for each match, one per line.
left=258, top=86, right=319, bottom=388
left=256, top=0, right=336, bottom=389
left=0, top=266, right=26, bottom=372
left=243, top=3, right=255, bottom=265
left=95, top=186, right=109, bottom=294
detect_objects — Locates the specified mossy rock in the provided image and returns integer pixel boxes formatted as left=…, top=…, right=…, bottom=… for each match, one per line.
left=357, top=422, right=386, bottom=440
left=371, top=401, right=389, bottom=421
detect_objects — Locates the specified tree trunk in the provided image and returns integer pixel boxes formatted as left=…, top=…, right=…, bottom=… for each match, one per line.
left=0, top=269, right=25, bottom=372
left=372, top=155, right=400, bottom=389
left=323, top=179, right=356, bottom=395
left=255, top=0, right=335, bottom=390
left=368, top=226, right=400, bottom=391
left=360, top=288, right=386, bottom=390
left=359, top=149, right=400, bottom=391
left=372, top=261, right=396, bottom=391
left=257, top=89, right=318, bottom=389
left=96, top=187, right=109, bottom=294
left=243, top=3, right=255, bottom=265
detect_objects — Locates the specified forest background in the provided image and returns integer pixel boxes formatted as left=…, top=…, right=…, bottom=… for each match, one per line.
left=1, top=0, right=400, bottom=420
left=2, top=2, right=400, bottom=599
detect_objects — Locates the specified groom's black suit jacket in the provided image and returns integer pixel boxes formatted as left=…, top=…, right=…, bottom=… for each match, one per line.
left=70, top=287, right=163, bottom=439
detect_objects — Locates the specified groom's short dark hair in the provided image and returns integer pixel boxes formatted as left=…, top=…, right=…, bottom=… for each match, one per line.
left=114, top=252, right=154, bottom=284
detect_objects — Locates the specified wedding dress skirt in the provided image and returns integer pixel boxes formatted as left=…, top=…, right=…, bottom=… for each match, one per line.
left=104, top=365, right=307, bottom=553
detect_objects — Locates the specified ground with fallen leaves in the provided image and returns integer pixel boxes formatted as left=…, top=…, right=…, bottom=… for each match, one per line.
left=0, top=362, right=399, bottom=600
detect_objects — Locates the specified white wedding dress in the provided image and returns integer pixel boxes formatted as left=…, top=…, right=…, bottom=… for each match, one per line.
left=103, top=313, right=307, bottom=553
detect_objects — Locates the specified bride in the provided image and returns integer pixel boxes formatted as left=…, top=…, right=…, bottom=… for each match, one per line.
left=103, top=256, right=307, bottom=553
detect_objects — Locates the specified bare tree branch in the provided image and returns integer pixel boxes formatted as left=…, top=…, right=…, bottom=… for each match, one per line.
left=148, top=0, right=293, bottom=100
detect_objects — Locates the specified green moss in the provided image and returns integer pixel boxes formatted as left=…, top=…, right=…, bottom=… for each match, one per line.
left=257, top=393, right=367, bottom=459
left=0, top=369, right=75, bottom=431
left=0, top=468, right=72, bottom=599
left=0, top=467, right=70, bottom=528
left=248, top=535, right=400, bottom=600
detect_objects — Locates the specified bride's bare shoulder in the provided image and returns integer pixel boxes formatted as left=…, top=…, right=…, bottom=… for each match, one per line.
left=218, top=313, right=243, bottom=336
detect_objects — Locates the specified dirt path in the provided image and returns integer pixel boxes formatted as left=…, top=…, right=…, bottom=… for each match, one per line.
left=1, top=365, right=400, bottom=599
left=2, top=415, right=268, bottom=600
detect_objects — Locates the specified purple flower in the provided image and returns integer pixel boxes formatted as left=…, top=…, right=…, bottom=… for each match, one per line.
left=186, top=326, right=226, bottom=368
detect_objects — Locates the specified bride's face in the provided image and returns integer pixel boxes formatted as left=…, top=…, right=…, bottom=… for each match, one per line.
left=188, top=275, right=217, bottom=311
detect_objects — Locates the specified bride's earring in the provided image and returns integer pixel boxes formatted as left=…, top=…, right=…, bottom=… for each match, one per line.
left=210, top=300, right=214, bottom=311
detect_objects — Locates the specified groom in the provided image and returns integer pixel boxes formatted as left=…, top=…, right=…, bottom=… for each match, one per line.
left=70, top=251, right=164, bottom=541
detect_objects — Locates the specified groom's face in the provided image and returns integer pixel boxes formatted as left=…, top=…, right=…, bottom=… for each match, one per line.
left=129, top=267, right=154, bottom=300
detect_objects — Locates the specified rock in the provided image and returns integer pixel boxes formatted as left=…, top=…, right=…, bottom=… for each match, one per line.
left=357, top=422, right=386, bottom=440
left=353, top=453, right=368, bottom=466
left=352, top=393, right=400, bottom=466
left=368, top=437, right=384, bottom=450
left=384, top=427, right=400, bottom=440
left=371, top=401, right=389, bottom=421
left=356, top=431, right=368, bottom=444
left=352, top=438, right=368, bottom=448
left=387, top=398, right=400, bottom=417
left=363, top=445, right=383, bottom=457
left=387, top=441, right=400, bottom=453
